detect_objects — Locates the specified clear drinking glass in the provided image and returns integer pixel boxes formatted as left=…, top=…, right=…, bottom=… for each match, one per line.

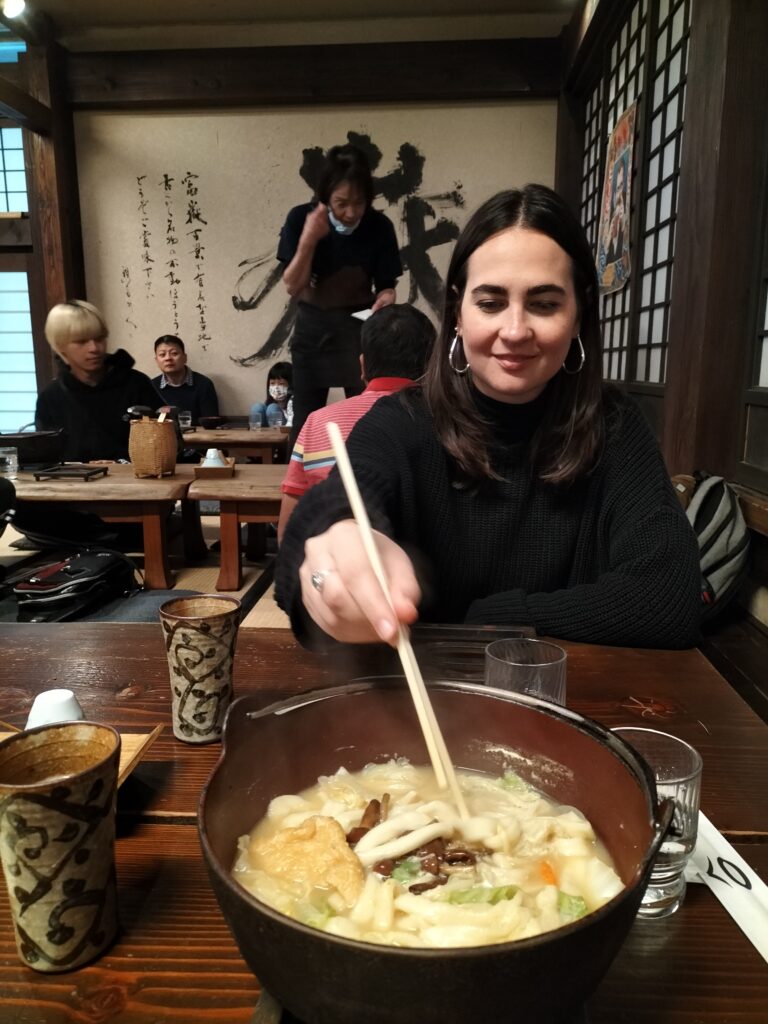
left=248, top=415, right=263, bottom=432
left=178, top=411, right=193, bottom=430
left=613, top=727, right=702, bottom=918
left=267, top=410, right=284, bottom=428
left=0, top=446, right=18, bottom=478
left=484, top=638, right=567, bottom=705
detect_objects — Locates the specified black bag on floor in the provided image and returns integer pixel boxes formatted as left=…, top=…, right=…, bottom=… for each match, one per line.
left=13, top=549, right=140, bottom=622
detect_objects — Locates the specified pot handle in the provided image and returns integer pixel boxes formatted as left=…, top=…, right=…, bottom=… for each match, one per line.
left=251, top=989, right=282, bottom=1023
left=641, top=796, right=676, bottom=875
left=242, top=680, right=377, bottom=722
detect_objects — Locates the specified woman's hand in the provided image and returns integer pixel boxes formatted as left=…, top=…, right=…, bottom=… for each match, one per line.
left=371, top=288, right=396, bottom=313
left=300, top=520, right=421, bottom=645
left=301, top=203, right=331, bottom=247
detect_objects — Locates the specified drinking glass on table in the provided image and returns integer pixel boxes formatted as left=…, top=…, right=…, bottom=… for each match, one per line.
left=178, top=411, right=193, bottom=430
left=267, top=410, right=284, bottom=428
left=248, top=414, right=263, bottom=432
left=613, top=727, right=702, bottom=918
left=0, top=447, right=18, bottom=479
left=484, top=638, right=567, bottom=705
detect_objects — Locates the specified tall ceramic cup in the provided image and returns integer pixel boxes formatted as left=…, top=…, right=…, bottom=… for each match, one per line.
left=159, top=594, right=241, bottom=743
left=0, top=722, right=120, bottom=972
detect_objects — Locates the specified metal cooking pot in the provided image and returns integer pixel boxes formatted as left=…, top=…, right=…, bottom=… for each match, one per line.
left=199, top=680, right=671, bottom=1024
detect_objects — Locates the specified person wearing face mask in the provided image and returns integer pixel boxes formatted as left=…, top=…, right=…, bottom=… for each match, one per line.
left=249, top=361, right=293, bottom=427
left=278, top=144, right=403, bottom=442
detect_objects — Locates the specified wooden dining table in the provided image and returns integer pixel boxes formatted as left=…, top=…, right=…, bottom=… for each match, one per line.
left=187, top=464, right=286, bottom=589
left=183, top=427, right=289, bottom=464
left=0, top=623, right=765, bottom=1022
left=13, top=464, right=205, bottom=590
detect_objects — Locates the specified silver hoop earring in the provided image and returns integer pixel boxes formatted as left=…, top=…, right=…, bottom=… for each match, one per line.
left=562, top=335, right=585, bottom=375
left=448, top=331, right=469, bottom=375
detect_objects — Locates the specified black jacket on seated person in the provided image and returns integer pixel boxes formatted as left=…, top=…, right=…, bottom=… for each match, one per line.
left=35, top=349, right=160, bottom=462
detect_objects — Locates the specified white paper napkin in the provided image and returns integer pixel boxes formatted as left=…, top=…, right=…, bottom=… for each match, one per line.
left=686, top=811, right=768, bottom=963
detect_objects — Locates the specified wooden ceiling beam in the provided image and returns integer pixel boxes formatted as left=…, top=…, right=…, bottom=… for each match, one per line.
left=0, top=72, right=51, bottom=133
left=0, top=9, right=55, bottom=47
left=65, top=38, right=563, bottom=108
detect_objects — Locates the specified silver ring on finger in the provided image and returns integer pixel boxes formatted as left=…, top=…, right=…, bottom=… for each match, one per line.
left=310, top=568, right=334, bottom=594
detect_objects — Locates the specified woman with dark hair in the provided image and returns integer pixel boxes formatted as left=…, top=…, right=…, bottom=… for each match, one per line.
left=278, top=144, right=402, bottom=441
left=275, top=184, right=701, bottom=650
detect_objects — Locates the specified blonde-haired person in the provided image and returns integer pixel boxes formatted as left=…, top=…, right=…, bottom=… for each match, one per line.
left=36, top=300, right=159, bottom=462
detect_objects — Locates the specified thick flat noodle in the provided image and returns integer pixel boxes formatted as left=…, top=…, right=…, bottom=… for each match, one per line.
left=234, top=761, right=623, bottom=948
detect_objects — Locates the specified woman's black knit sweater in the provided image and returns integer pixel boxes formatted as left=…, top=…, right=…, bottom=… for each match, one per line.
left=275, top=386, right=701, bottom=649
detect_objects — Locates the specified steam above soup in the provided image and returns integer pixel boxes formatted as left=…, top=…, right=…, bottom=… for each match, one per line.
left=233, top=760, right=624, bottom=948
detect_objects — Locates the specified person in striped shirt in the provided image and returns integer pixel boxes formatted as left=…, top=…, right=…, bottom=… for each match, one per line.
left=278, top=304, right=435, bottom=542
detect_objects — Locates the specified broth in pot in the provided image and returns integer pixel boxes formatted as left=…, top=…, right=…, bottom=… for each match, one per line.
left=233, top=759, right=624, bottom=948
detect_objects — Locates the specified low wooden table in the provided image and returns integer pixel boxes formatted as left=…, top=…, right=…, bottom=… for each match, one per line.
left=0, top=625, right=765, bottom=1021
left=184, top=426, right=289, bottom=464
left=14, top=464, right=201, bottom=590
left=187, top=464, right=286, bottom=590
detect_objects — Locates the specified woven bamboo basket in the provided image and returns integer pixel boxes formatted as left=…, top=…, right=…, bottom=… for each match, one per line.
left=128, top=417, right=177, bottom=478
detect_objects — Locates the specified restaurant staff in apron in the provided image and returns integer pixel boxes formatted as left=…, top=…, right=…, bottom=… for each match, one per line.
left=278, top=144, right=403, bottom=442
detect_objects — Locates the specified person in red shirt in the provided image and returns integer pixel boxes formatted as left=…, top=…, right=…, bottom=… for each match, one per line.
left=278, top=303, right=435, bottom=542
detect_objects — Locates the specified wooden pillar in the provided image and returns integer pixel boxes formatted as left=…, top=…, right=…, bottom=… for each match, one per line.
left=662, top=0, right=768, bottom=476
left=554, top=88, right=585, bottom=216
left=21, top=42, right=85, bottom=389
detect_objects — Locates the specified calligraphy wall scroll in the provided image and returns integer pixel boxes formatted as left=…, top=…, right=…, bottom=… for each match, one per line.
left=74, top=104, right=556, bottom=413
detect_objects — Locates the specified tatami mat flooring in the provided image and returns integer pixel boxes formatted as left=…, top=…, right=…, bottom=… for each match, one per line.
left=241, top=582, right=289, bottom=628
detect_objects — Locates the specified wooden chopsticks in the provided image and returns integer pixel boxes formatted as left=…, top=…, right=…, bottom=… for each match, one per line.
left=326, top=422, right=469, bottom=818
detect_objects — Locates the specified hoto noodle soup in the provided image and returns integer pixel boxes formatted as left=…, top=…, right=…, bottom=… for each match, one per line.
left=232, top=759, right=624, bottom=949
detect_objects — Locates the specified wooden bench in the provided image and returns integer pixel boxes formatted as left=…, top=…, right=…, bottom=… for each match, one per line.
left=699, top=485, right=768, bottom=725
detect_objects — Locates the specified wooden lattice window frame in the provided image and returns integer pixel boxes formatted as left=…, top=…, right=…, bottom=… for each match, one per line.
left=632, top=0, right=691, bottom=387
left=577, top=0, right=692, bottom=401
left=737, top=198, right=768, bottom=489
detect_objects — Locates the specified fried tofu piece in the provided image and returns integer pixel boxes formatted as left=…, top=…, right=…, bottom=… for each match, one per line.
left=248, top=815, right=364, bottom=907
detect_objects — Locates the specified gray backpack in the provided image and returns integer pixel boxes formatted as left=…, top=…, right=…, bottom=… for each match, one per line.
left=673, top=471, right=751, bottom=622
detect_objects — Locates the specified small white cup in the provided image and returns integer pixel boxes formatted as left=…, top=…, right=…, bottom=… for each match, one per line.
left=25, top=689, right=85, bottom=730
left=202, top=448, right=227, bottom=467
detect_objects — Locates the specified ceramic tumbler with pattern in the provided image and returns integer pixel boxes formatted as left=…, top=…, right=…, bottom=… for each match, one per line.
left=159, top=594, right=241, bottom=743
left=0, top=722, right=120, bottom=972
